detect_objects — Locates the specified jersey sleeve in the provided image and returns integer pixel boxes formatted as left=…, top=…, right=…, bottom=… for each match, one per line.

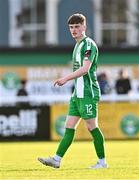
left=82, top=39, right=97, bottom=62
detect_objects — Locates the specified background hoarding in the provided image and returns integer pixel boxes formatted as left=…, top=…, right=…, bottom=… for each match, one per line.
left=50, top=102, right=139, bottom=140
left=0, top=104, right=50, bottom=140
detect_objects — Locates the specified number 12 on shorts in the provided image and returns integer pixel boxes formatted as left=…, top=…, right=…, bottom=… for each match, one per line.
left=85, top=104, right=93, bottom=115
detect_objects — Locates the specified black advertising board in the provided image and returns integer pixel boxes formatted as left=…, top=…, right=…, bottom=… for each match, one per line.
left=0, top=104, right=50, bottom=140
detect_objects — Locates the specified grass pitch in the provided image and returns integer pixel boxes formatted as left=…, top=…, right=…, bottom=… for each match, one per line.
left=0, top=140, right=139, bottom=180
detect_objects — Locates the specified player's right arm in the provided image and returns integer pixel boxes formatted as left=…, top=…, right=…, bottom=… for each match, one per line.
left=54, top=60, right=92, bottom=86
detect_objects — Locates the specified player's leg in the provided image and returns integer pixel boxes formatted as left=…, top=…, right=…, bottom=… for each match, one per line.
left=80, top=98, right=108, bottom=169
left=55, top=96, right=80, bottom=160
left=38, top=97, right=80, bottom=168
left=38, top=116, right=80, bottom=168
left=85, top=118, right=108, bottom=168
left=55, top=115, right=80, bottom=158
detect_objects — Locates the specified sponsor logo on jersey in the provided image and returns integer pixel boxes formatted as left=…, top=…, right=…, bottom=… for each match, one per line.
left=73, top=61, right=80, bottom=71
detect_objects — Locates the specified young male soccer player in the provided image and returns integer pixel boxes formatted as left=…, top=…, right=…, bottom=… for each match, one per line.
left=38, top=13, right=108, bottom=169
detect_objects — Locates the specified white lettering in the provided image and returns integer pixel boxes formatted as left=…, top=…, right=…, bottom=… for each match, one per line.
left=0, top=110, right=38, bottom=137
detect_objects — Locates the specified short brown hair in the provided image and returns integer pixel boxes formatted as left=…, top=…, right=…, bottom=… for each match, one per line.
left=67, top=13, right=86, bottom=25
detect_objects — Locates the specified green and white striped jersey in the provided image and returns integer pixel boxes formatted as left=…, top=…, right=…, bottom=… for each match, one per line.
left=72, top=36, right=100, bottom=100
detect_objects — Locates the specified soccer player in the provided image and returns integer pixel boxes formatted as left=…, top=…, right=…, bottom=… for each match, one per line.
left=38, top=13, right=108, bottom=169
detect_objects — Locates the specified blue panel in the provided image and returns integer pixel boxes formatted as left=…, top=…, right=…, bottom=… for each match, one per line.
left=0, top=0, right=9, bottom=46
left=58, top=0, right=94, bottom=45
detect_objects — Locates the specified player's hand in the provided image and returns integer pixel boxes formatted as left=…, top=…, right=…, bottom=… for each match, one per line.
left=54, top=78, right=67, bottom=86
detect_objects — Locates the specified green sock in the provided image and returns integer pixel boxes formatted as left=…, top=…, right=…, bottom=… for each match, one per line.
left=56, top=128, right=75, bottom=157
left=90, top=127, right=105, bottom=159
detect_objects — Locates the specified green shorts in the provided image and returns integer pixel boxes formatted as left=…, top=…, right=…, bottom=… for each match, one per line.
left=68, top=96, right=98, bottom=119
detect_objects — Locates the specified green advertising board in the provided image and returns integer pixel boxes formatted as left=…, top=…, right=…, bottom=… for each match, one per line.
left=0, top=48, right=139, bottom=65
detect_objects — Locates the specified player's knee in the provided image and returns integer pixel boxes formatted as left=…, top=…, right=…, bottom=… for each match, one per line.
left=65, top=124, right=76, bottom=129
left=88, top=127, right=98, bottom=132
left=87, top=126, right=94, bottom=131
left=86, top=124, right=98, bottom=131
left=85, top=118, right=98, bottom=131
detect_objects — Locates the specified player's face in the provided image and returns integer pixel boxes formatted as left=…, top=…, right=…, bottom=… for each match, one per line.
left=69, top=23, right=86, bottom=40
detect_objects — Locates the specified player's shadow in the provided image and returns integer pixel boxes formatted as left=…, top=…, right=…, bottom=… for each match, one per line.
left=1, top=168, right=46, bottom=172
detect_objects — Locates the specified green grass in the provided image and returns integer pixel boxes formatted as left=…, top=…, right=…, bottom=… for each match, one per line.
left=0, top=140, right=139, bottom=180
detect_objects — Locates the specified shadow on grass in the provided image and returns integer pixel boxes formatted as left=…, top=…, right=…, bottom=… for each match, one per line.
left=1, top=167, right=89, bottom=172
left=0, top=168, right=45, bottom=172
